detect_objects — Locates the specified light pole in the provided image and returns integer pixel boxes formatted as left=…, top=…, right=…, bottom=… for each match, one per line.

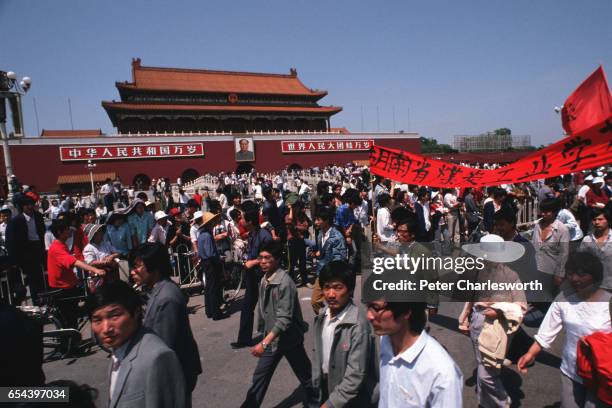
left=86, top=159, right=97, bottom=201
left=0, top=70, right=31, bottom=201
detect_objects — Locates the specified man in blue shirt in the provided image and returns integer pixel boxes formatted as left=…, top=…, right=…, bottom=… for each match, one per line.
left=311, top=206, right=347, bottom=315
left=232, top=201, right=272, bottom=349
left=197, top=212, right=225, bottom=320
left=335, top=188, right=363, bottom=279
left=128, top=199, right=155, bottom=248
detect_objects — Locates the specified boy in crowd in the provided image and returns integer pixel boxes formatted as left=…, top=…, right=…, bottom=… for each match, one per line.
left=241, top=240, right=316, bottom=407
left=311, top=206, right=348, bottom=314
left=313, top=260, right=378, bottom=407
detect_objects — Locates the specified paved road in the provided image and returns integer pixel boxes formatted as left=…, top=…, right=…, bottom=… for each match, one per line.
left=44, top=277, right=564, bottom=408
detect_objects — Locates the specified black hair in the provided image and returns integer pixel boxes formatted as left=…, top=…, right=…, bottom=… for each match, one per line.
left=386, top=302, right=427, bottom=334
left=591, top=207, right=611, bottom=224
left=395, top=214, right=419, bottom=235
left=216, top=187, right=224, bottom=194
left=378, top=193, right=391, bottom=207
left=136, top=192, right=148, bottom=201
left=50, top=219, right=70, bottom=238
left=241, top=200, right=260, bottom=227
left=129, top=242, right=172, bottom=279
left=262, top=186, right=273, bottom=199
left=565, top=250, right=603, bottom=285
left=229, top=208, right=241, bottom=222
left=493, top=188, right=507, bottom=200
left=315, top=206, right=334, bottom=224
left=259, top=239, right=283, bottom=260
left=320, top=193, right=334, bottom=206
left=391, top=206, right=411, bottom=225
left=319, top=260, right=355, bottom=292
left=209, top=199, right=222, bottom=214
left=493, top=207, right=517, bottom=226
left=417, top=187, right=429, bottom=200
left=316, top=180, right=330, bottom=195
left=230, top=192, right=242, bottom=201
left=341, top=188, right=362, bottom=206
left=186, top=199, right=199, bottom=209
left=85, top=280, right=142, bottom=317
left=539, top=197, right=561, bottom=214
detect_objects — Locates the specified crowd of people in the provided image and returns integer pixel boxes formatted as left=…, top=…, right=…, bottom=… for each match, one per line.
left=0, top=162, right=611, bottom=408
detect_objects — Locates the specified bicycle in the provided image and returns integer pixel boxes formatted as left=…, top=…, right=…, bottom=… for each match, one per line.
left=221, top=257, right=244, bottom=303
left=17, top=287, right=109, bottom=361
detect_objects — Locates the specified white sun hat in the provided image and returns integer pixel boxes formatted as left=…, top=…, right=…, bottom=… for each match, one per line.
left=462, top=234, right=525, bottom=263
left=154, top=210, right=168, bottom=221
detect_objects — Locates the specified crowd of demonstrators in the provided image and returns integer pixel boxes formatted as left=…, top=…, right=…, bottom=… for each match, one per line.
left=1, top=162, right=611, bottom=408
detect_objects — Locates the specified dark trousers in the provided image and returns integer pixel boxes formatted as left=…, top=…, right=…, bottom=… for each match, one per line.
left=241, top=343, right=317, bottom=408
left=21, top=242, right=45, bottom=305
left=237, top=269, right=261, bottom=344
left=288, top=238, right=307, bottom=282
left=202, top=258, right=223, bottom=319
left=55, top=287, right=82, bottom=329
left=104, top=194, right=114, bottom=213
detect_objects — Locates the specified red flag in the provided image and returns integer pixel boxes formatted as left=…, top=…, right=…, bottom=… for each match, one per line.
left=562, top=66, right=612, bottom=136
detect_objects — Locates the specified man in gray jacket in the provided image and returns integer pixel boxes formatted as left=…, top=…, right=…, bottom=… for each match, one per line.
left=313, top=260, right=379, bottom=408
left=241, top=240, right=317, bottom=407
left=87, top=281, right=185, bottom=408
left=130, top=243, right=202, bottom=406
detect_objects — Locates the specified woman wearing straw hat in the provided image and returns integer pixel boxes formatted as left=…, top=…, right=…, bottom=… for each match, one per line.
left=197, top=211, right=226, bottom=320
left=459, top=234, right=528, bottom=408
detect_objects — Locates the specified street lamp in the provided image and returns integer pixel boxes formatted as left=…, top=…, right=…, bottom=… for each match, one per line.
left=0, top=70, right=32, bottom=201
left=86, top=159, right=97, bottom=198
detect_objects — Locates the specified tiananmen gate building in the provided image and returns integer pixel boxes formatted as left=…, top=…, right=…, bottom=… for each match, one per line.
left=2, top=58, right=420, bottom=193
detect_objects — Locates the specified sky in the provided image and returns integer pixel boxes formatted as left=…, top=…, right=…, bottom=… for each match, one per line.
left=1, top=0, right=611, bottom=146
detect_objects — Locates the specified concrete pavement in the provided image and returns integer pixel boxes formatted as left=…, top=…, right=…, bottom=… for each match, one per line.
left=43, top=278, right=564, bottom=407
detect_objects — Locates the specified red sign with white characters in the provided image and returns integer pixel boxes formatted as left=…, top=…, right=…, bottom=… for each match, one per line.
left=281, top=139, right=373, bottom=153
left=59, top=143, right=204, bottom=161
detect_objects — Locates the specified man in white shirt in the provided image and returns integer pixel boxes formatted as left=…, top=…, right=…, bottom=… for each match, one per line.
left=443, top=189, right=461, bottom=244
left=366, top=298, right=463, bottom=407
left=148, top=211, right=171, bottom=246
left=45, top=199, right=61, bottom=220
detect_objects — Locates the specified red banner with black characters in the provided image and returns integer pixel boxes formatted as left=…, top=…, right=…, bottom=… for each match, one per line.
left=370, top=116, right=612, bottom=188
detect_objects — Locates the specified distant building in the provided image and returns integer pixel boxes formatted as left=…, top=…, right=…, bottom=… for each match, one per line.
left=0, top=59, right=421, bottom=193
left=453, top=133, right=531, bottom=152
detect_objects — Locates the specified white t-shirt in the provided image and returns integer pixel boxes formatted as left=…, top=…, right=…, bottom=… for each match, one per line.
left=299, top=183, right=311, bottom=196
left=190, top=224, right=200, bottom=244
left=534, top=291, right=611, bottom=383
left=377, top=207, right=396, bottom=242
left=577, top=185, right=590, bottom=200
left=253, top=185, right=263, bottom=200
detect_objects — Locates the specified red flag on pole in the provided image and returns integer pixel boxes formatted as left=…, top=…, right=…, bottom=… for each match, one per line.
left=562, top=66, right=612, bottom=136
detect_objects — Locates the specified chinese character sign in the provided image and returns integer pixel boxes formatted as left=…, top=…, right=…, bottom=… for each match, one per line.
left=59, top=143, right=204, bottom=161
left=370, top=116, right=612, bottom=188
left=281, top=139, right=373, bottom=153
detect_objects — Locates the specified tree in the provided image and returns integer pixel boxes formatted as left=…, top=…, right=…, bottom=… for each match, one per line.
left=494, top=128, right=512, bottom=136
left=420, top=137, right=457, bottom=154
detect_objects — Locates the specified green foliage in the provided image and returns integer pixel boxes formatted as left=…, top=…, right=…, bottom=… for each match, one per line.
left=420, top=137, right=457, bottom=153
left=494, top=128, right=512, bottom=136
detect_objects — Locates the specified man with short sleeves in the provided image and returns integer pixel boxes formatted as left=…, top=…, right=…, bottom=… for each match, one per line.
left=366, top=299, right=463, bottom=407
left=47, top=220, right=104, bottom=328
